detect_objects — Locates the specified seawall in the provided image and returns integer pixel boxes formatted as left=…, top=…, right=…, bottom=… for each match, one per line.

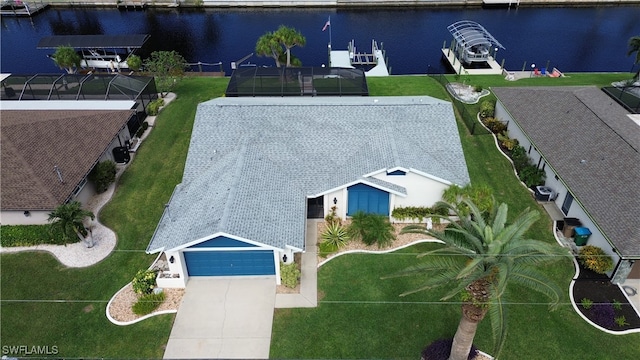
left=43, top=0, right=640, bottom=9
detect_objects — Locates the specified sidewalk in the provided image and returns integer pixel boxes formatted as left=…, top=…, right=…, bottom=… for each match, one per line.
left=274, top=219, right=319, bottom=308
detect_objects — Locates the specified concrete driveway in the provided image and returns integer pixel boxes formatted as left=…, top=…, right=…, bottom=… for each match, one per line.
left=163, top=277, right=276, bottom=359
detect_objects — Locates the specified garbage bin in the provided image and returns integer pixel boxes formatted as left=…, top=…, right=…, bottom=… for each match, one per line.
left=574, top=227, right=592, bottom=246
left=562, top=218, right=582, bottom=238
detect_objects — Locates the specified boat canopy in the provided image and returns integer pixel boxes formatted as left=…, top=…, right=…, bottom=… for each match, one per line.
left=37, top=34, right=150, bottom=49
left=447, top=21, right=504, bottom=52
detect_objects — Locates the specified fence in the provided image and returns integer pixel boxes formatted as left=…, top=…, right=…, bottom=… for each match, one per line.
left=429, top=73, right=491, bottom=136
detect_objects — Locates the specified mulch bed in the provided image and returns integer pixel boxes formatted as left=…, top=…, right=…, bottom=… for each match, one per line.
left=572, top=262, right=640, bottom=331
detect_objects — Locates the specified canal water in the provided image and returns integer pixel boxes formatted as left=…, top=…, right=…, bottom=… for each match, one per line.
left=1, top=6, right=639, bottom=75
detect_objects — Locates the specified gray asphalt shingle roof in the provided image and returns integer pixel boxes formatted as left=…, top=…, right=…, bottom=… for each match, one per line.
left=147, top=96, right=470, bottom=253
left=493, top=86, right=640, bottom=258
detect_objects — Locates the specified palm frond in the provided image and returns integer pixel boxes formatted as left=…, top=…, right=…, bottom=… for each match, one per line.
left=510, top=265, right=563, bottom=310
left=488, top=287, right=508, bottom=359
left=383, top=256, right=465, bottom=280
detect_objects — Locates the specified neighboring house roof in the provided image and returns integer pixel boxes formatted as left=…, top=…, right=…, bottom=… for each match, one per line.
left=0, top=110, right=133, bottom=211
left=148, top=96, right=470, bottom=254
left=492, top=86, right=640, bottom=257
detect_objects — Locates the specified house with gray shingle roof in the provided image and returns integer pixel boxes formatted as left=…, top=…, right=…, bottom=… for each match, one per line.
left=492, top=86, right=640, bottom=283
left=147, top=96, right=470, bottom=287
left=0, top=106, right=137, bottom=225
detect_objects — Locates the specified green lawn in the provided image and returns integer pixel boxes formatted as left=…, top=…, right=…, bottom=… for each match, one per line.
left=2, top=73, right=638, bottom=358
left=271, top=73, right=640, bottom=359
left=0, top=77, right=229, bottom=358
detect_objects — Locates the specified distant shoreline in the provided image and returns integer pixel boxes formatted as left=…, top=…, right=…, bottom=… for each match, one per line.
left=43, top=0, right=640, bottom=10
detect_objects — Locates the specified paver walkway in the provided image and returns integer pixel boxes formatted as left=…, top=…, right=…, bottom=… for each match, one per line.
left=163, top=277, right=276, bottom=359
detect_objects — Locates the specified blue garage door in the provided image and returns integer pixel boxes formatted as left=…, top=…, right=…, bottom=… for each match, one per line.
left=184, top=250, right=275, bottom=276
left=347, top=183, right=390, bottom=216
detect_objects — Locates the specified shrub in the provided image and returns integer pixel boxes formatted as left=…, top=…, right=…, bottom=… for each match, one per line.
left=280, top=262, right=301, bottom=289
left=510, top=145, right=530, bottom=172
left=578, top=245, right=614, bottom=274
left=126, top=54, right=142, bottom=71
left=132, top=269, right=158, bottom=295
left=321, top=222, right=349, bottom=249
left=132, top=291, right=165, bottom=315
left=347, top=211, right=395, bottom=248
left=518, top=164, right=546, bottom=187
left=590, top=303, right=615, bottom=328
left=481, top=117, right=506, bottom=134
left=0, top=224, right=66, bottom=247
left=612, top=299, right=622, bottom=311
left=88, top=160, right=117, bottom=194
left=474, top=85, right=483, bottom=93
left=479, top=99, right=495, bottom=119
left=581, top=298, right=593, bottom=310
left=392, top=206, right=432, bottom=222
left=135, top=121, right=149, bottom=138
left=324, top=205, right=341, bottom=225
left=146, top=98, right=165, bottom=116
left=615, top=315, right=629, bottom=327
left=497, top=132, right=519, bottom=151
left=420, top=338, right=478, bottom=360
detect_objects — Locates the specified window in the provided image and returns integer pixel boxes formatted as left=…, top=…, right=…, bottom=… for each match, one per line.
left=72, top=178, right=88, bottom=197
left=561, top=192, right=573, bottom=215
left=387, top=170, right=406, bottom=176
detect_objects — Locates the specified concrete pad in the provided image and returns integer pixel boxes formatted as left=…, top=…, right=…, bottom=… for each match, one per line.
left=164, top=277, right=276, bottom=359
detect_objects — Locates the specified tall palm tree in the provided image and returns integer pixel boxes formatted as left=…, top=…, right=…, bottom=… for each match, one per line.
left=256, top=31, right=283, bottom=68
left=274, top=25, right=306, bottom=67
left=627, top=35, right=640, bottom=80
left=48, top=201, right=95, bottom=247
left=388, top=199, right=569, bottom=360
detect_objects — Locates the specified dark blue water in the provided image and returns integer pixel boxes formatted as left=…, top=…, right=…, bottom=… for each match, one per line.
left=1, top=6, right=639, bottom=75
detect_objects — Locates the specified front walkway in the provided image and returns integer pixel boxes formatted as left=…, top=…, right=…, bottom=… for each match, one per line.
left=274, top=219, right=319, bottom=308
left=163, top=277, right=276, bottom=359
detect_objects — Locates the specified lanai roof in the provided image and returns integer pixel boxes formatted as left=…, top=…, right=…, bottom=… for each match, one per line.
left=492, top=86, right=640, bottom=258
left=147, top=96, right=470, bottom=253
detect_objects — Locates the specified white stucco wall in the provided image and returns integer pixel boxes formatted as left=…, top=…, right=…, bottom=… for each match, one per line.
left=497, top=101, right=620, bottom=275
left=372, top=170, right=450, bottom=209
left=0, top=210, right=50, bottom=225
left=324, top=188, right=347, bottom=220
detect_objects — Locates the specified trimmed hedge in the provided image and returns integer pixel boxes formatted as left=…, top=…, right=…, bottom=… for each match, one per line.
left=0, top=225, right=66, bottom=247
left=280, top=262, right=301, bottom=289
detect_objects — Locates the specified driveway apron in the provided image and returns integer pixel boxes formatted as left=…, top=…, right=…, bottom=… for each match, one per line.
left=163, top=277, right=276, bottom=359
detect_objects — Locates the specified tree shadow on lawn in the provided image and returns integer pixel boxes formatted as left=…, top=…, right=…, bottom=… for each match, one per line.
left=572, top=262, right=640, bottom=332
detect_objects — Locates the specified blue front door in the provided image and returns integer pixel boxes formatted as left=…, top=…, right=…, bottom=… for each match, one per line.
left=347, top=183, right=390, bottom=216
left=184, top=250, right=275, bottom=276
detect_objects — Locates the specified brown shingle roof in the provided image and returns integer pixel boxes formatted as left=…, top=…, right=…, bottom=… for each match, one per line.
left=1, top=110, right=133, bottom=211
left=492, top=86, right=640, bottom=258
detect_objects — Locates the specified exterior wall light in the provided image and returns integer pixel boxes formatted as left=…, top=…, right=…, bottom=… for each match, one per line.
left=333, top=197, right=338, bottom=205
left=169, top=255, right=175, bottom=264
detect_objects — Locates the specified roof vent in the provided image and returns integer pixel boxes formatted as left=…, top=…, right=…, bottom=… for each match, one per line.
left=54, top=165, right=64, bottom=183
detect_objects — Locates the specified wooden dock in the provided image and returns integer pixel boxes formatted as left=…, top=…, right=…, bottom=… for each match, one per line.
left=0, top=0, right=49, bottom=17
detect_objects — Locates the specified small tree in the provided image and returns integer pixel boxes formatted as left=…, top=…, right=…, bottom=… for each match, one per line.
left=274, top=25, right=306, bottom=67
left=47, top=201, right=95, bottom=247
left=126, top=54, right=142, bottom=71
left=52, top=46, right=81, bottom=74
left=256, top=31, right=283, bottom=68
left=89, top=160, right=117, bottom=194
left=144, top=51, right=188, bottom=97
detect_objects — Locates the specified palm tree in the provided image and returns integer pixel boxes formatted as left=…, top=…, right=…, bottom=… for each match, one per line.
left=48, top=201, right=95, bottom=247
left=255, top=31, right=283, bottom=68
left=274, top=25, right=306, bottom=67
left=388, top=199, right=569, bottom=360
left=627, top=35, right=640, bottom=80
